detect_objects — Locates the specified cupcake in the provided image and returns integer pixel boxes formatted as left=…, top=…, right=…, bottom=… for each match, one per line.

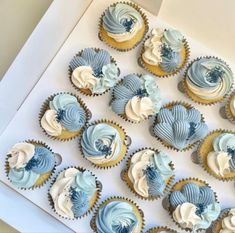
left=80, top=119, right=131, bottom=168
left=196, top=130, right=235, bottom=181
left=225, top=90, right=235, bottom=124
left=48, top=167, right=102, bottom=219
left=39, top=93, right=91, bottom=141
left=183, top=57, right=234, bottom=105
left=122, top=148, right=175, bottom=200
left=111, top=74, right=162, bottom=123
left=145, top=226, right=177, bottom=233
left=152, top=102, right=208, bottom=151
left=165, top=178, right=221, bottom=232
left=139, top=28, right=190, bottom=77
left=5, top=140, right=58, bottom=189
left=69, top=48, right=120, bottom=96
left=99, top=2, right=148, bottom=51
left=91, top=196, right=144, bottom=232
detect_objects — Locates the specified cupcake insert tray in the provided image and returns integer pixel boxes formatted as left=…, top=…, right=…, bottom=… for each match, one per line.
left=0, top=0, right=235, bottom=232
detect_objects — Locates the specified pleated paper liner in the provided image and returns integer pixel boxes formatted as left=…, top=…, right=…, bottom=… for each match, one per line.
left=68, top=47, right=121, bottom=96
left=145, top=226, right=178, bottom=233
left=193, top=129, right=235, bottom=181
left=151, top=101, right=206, bottom=152
left=5, top=139, right=61, bottom=190
left=79, top=119, right=131, bottom=169
left=48, top=166, right=102, bottom=220
left=90, top=196, right=145, bottom=232
left=224, top=89, right=235, bottom=124
left=179, top=56, right=234, bottom=105
left=121, top=147, right=175, bottom=200
left=39, top=92, right=92, bottom=141
left=162, top=178, right=219, bottom=232
left=138, top=33, right=190, bottom=78
left=98, top=1, right=149, bottom=52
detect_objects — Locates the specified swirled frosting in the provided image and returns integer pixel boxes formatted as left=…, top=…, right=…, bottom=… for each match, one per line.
left=49, top=168, right=97, bottom=218
left=153, top=104, right=208, bottom=150
left=127, top=149, right=174, bottom=198
left=96, top=200, right=139, bottom=233
left=81, top=123, right=122, bottom=165
left=169, top=183, right=220, bottom=231
left=220, top=208, right=235, bottom=233
left=229, top=94, right=235, bottom=117
left=186, top=57, right=233, bottom=101
left=111, top=74, right=161, bottom=122
left=70, top=48, right=119, bottom=94
left=102, top=3, right=143, bottom=42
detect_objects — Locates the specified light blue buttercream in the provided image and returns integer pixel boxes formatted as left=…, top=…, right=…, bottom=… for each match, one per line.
left=162, top=29, right=184, bottom=52
left=49, top=94, right=77, bottom=112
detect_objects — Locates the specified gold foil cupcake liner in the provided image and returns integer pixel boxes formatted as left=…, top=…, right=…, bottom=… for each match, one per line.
left=224, top=89, right=235, bottom=124
left=151, top=101, right=206, bottom=152
left=180, top=56, right=234, bottom=105
left=145, top=226, right=178, bottom=233
left=98, top=1, right=149, bottom=52
left=5, top=139, right=61, bottom=190
left=48, top=166, right=102, bottom=220
left=90, top=196, right=145, bottom=232
left=39, top=92, right=92, bottom=141
left=121, top=147, right=175, bottom=200
left=68, top=47, right=121, bottom=97
left=138, top=32, right=190, bottom=78
left=78, top=118, right=131, bottom=169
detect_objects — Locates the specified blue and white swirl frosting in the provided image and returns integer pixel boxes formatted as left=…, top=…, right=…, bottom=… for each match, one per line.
left=186, top=57, right=233, bottom=101
left=49, top=168, right=97, bottom=219
left=7, top=142, right=55, bottom=189
left=153, top=104, right=208, bottom=150
left=142, top=28, right=184, bottom=72
left=41, top=93, right=86, bottom=136
left=111, top=74, right=161, bottom=122
left=169, top=182, right=221, bottom=231
left=69, top=48, right=119, bottom=94
left=96, top=200, right=140, bottom=233
left=81, top=123, right=122, bottom=165
left=128, top=149, right=174, bottom=198
left=207, top=133, right=235, bottom=177
left=102, top=3, right=143, bottom=42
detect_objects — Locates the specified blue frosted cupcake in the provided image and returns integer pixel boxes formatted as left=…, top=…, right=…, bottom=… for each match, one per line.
left=152, top=102, right=208, bottom=151
left=69, top=48, right=120, bottom=96
left=6, top=140, right=58, bottom=190
left=145, top=226, right=178, bottom=233
left=49, top=166, right=102, bottom=219
left=111, top=74, right=162, bottom=123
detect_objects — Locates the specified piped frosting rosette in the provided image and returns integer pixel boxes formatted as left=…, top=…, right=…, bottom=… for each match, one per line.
left=225, top=90, right=235, bottom=124
left=40, top=93, right=90, bottom=140
left=111, top=74, right=162, bottom=123
left=145, top=226, right=178, bottom=233
left=184, top=57, right=234, bottom=105
left=49, top=167, right=102, bottom=219
left=122, top=148, right=175, bottom=200
left=6, top=140, right=57, bottom=189
left=69, top=48, right=119, bottom=96
left=152, top=102, right=208, bottom=151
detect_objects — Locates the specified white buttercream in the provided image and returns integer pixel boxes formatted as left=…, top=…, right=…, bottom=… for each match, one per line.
left=220, top=208, right=235, bottom=233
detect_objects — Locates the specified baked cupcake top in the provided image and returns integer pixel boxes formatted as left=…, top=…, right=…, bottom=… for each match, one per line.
left=219, top=208, right=235, bottom=232
left=102, top=3, right=143, bottom=43
left=169, top=182, right=220, bottom=231
left=69, top=48, right=119, bottom=95
left=185, top=57, right=233, bottom=102
left=7, top=142, right=55, bottom=189
left=111, top=74, right=161, bottom=122
left=153, top=104, right=208, bottom=150
left=49, top=167, right=98, bottom=219
left=127, top=149, right=174, bottom=198
left=207, top=133, right=235, bottom=177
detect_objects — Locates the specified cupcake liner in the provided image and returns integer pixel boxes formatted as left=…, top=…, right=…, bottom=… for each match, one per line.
left=162, top=177, right=219, bottom=232
left=98, top=1, right=149, bottom=52
left=138, top=32, right=190, bottom=78
left=79, top=119, right=131, bottom=169
left=195, top=129, right=235, bottom=181
left=145, top=226, right=178, bottom=233
left=68, top=48, right=121, bottom=97
left=181, top=56, right=234, bottom=105
left=151, top=101, right=206, bottom=152
left=39, top=92, right=92, bottom=141
left=90, top=196, right=145, bottom=232
left=5, top=139, right=59, bottom=190
left=121, top=147, right=175, bottom=200
left=225, top=89, right=235, bottom=124
left=48, top=166, right=102, bottom=220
